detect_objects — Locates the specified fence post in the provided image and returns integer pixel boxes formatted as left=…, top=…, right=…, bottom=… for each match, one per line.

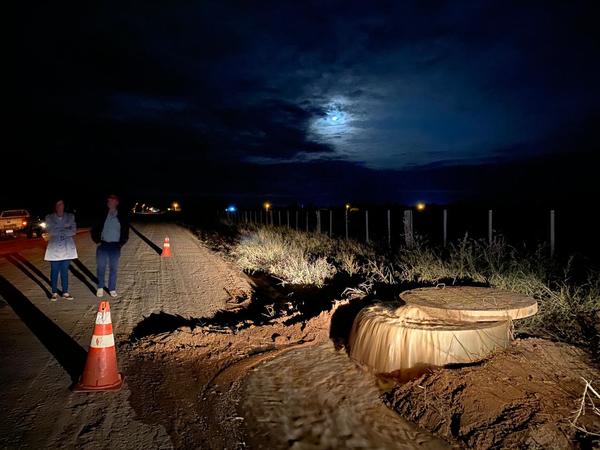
left=295, top=211, right=299, bottom=230
left=443, top=209, right=448, bottom=247
left=316, top=210, right=321, bottom=233
left=329, top=210, right=333, bottom=237
left=387, top=209, right=391, bottom=247
left=488, top=209, right=493, bottom=244
left=286, top=210, right=290, bottom=228
left=345, top=208, right=349, bottom=240
left=305, top=211, right=309, bottom=232
left=403, top=210, right=414, bottom=247
left=278, top=210, right=281, bottom=227
left=550, top=209, right=555, bottom=258
left=365, top=210, right=370, bottom=243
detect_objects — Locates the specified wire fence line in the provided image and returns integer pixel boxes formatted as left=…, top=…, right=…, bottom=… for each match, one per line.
left=221, top=207, right=558, bottom=257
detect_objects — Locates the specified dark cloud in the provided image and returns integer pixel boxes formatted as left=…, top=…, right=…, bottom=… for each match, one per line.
left=8, top=0, right=600, bottom=208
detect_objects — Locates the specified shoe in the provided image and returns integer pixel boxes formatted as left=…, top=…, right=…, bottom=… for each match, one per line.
left=50, top=293, right=59, bottom=302
left=96, top=288, right=104, bottom=297
left=63, top=293, right=74, bottom=300
left=109, top=290, right=118, bottom=298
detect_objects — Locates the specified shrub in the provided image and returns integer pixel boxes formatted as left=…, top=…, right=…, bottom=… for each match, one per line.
left=232, top=225, right=599, bottom=348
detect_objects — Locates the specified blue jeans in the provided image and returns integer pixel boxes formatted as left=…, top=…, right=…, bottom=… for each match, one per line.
left=96, top=242, right=121, bottom=291
left=50, top=260, right=70, bottom=294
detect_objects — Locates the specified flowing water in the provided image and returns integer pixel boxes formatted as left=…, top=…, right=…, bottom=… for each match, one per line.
left=240, top=341, right=449, bottom=449
left=348, top=303, right=511, bottom=379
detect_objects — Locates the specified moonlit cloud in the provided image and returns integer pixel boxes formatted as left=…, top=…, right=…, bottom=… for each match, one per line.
left=13, top=0, right=600, bottom=206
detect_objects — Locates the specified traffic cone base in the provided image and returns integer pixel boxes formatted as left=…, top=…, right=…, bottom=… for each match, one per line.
left=73, top=373, right=123, bottom=392
left=73, top=301, right=124, bottom=393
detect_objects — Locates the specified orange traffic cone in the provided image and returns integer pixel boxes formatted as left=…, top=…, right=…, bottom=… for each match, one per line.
left=162, top=236, right=171, bottom=257
left=73, top=301, right=123, bottom=392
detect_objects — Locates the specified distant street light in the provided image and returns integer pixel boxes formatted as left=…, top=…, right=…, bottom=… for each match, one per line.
left=263, top=202, right=272, bottom=225
left=416, top=202, right=426, bottom=211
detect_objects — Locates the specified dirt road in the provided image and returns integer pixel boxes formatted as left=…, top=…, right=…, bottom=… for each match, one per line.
left=0, top=223, right=253, bottom=449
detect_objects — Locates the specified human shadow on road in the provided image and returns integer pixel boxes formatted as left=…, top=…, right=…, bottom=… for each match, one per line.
left=6, top=254, right=53, bottom=298
left=72, top=258, right=99, bottom=285
left=69, top=265, right=97, bottom=295
left=0, top=275, right=87, bottom=382
left=130, top=224, right=163, bottom=255
left=11, top=253, right=52, bottom=285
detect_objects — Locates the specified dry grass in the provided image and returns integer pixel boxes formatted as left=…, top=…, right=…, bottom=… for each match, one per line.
left=233, top=226, right=374, bottom=287
left=233, top=225, right=599, bottom=347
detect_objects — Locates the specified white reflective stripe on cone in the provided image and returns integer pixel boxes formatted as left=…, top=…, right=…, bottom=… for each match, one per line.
left=90, top=334, right=115, bottom=348
left=95, top=312, right=112, bottom=325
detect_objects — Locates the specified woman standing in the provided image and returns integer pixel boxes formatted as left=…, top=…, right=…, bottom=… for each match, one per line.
left=44, top=199, right=77, bottom=301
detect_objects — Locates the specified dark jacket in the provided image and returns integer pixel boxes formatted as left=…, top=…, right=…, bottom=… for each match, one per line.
left=91, top=209, right=130, bottom=246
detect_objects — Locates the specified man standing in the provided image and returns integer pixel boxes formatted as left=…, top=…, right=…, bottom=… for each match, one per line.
left=92, top=194, right=129, bottom=298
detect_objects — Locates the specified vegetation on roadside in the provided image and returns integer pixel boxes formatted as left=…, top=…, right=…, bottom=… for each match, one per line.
left=232, top=224, right=600, bottom=349
left=233, top=225, right=375, bottom=286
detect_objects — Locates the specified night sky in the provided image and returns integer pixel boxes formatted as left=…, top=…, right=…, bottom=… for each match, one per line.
left=10, top=0, right=600, bottom=209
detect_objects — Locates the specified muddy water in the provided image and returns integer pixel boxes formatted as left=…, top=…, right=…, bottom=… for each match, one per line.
left=240, top=342, right=449, bottom=449
left=349, top=304, right=511, bottom=378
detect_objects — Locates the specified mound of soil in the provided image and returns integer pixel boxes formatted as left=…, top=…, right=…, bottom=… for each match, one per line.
left=385, top=338, right=600, bottom=449
left=121, top=304, right=334, bottom=449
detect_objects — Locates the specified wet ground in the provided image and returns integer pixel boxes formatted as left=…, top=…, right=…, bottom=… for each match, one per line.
left=242, top=342, right=448, bottom=449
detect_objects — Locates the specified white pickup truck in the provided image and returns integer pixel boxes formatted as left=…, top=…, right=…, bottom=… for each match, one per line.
left=0, top=209, right=31, bottom=238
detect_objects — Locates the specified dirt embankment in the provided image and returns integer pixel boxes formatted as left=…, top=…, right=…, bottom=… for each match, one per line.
left=385, top=338, right=600, bottom=449
left=121, top=301, right=334, bottom=449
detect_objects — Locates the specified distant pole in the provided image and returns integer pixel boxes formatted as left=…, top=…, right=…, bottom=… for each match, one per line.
left=316, top=210, right=321, bottom=233
left=345, top=208, right=349, bottom=240
left=443, top=209, right=448, bottom=247
left=278, top=210, right=281, bottom=227
left=305, top=211, right=309, bottom=232
left=329, top=210, right=333, bottom=237
left=403, top=210, right=414, bottom=247
left=365, top=210, right=370, bottom=243
left=550, top=209, right=555, bottom=258
left=488, top=209, right=493, bottom=244
left=286, top=210, right=290, bottom=228
left=295, top=211, right=299, bottom=230
left=387, top=209, right=391, bottom=248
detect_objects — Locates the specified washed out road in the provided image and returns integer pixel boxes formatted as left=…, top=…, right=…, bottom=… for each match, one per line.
left=0, top=223, right=253, bottom=449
